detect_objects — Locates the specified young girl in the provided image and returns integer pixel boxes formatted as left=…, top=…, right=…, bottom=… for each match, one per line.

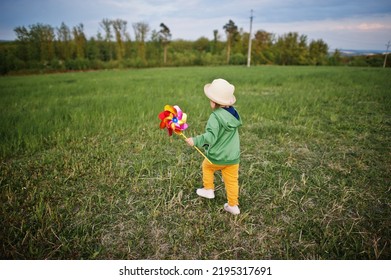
left=186, top=78, right=242, bottom=215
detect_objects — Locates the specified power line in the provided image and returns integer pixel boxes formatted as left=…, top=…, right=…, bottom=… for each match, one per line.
left=383, top=41, right=390, bottom=68
left=247, top=9, right=253, bottom=68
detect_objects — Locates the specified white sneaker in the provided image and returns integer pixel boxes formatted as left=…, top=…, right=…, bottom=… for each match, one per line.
left=224, top=203, right=240, bottom=215
left=196, top=188, right=215, bottom=199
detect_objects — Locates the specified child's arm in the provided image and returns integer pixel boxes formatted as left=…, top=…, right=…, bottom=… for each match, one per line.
left=192, top=114, right=219, bottom=148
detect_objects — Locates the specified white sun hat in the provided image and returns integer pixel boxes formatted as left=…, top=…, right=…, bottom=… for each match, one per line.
left=204, top=78, right=236, bottom=106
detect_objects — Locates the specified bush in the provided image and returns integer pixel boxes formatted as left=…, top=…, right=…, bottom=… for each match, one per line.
left=48, top=59, right=65, bottom=71
left=229, top=53, right=246, bottom=65
left=65, top=59, right=91, bottom=70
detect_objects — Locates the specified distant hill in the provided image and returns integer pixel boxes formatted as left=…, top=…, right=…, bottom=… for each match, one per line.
left=337, top=49, right=386, bottom=56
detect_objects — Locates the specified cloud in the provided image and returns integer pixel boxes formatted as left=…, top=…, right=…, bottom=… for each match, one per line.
left=329, top=15, right=391, bottom=32
left=332, top=23, right=387, bottom=31
left=357, top=23, right=385, bottom=31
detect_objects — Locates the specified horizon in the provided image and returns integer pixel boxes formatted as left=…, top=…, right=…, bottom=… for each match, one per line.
left=1, top=0, right=390, bottom=51
left=0, top=37, right=387, bottom=53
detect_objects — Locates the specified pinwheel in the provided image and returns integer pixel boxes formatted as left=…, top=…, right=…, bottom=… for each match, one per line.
left=158, top=105, right=212, bottom=164
left=158, top=105, right=188, bottom=136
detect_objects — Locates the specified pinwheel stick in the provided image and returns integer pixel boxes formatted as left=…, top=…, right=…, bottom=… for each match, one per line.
left=179, top=133, right=212, bottom=164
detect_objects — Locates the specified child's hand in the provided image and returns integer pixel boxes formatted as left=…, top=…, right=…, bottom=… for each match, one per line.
left=186, top=137, right=194, bottom=146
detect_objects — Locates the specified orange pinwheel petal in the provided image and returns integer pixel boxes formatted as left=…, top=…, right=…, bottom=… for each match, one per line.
left=164, top=105, right=176, bottom=115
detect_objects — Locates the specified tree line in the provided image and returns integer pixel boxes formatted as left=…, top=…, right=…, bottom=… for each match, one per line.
left=0, top=18, right=387, bottom=74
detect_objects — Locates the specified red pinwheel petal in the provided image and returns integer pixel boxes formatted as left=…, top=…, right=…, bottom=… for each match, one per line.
left=159, top=110, right=171, bottom=120
left=159, top=120, right=167, bottom=129
left=159, top=111, right=175, bottom=129
left=158, top=111, right=166, bottom=120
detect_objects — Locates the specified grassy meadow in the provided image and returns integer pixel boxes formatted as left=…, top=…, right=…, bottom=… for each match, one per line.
left=0, top=66, right=390, bottom=259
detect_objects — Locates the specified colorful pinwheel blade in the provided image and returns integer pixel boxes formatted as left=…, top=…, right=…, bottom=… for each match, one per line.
left=164, top=105, right=177, bottom=115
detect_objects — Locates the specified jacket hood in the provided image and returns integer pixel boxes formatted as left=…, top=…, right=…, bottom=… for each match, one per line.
left=213, top=108, right=242, bottom=131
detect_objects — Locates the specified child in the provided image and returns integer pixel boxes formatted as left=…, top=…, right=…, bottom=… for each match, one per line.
left=186, top=78, right=242, bottom=215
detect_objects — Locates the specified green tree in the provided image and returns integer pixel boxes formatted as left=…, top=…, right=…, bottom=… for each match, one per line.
left=211, top=30, right=224, bottom=59
left=33, top=23, right=55, bottom=62
left=112, top=19, right=128, bottom=60
left=13, top=26, right=30, bottom=62
left=329, top=49, right=342, bottom=66
left=56, top=22, right=72, bottom=61
left=14, top=23, right=55, bottom=63
left=212, top=29, right=219, bottom=54
left=86, top=37, right=100, bottom=61
left=159, top=23, right=171, bottom=65
left=252, top=30, right=274, bottom=64
left=309, top=39, right=329, bottom=65
left=72, top=24, right=87, bottom=59
left=149, top=30, right=162, bottom=66
left=0, top=42, right=21, bottom=74
left=99, top=19, right=114, bottom=60
left=194, top=37, right=209, bottom=52
left=223, top=20, right=238, bottom=64
left=133, top=22, right=150, bottom=64
left=232, top=28, right=245, bottom=56
left=298, top=35, right=309, bottom=64
left=275, top=32, right=308, bottom=65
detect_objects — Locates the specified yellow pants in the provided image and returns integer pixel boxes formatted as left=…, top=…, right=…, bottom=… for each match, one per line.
left=202, top=159, right=239, bottom=206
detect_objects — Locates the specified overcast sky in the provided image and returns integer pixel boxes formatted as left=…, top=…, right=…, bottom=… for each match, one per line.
left=1, top=0, right=390, bottom=50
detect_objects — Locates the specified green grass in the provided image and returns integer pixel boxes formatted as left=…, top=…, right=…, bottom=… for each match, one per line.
left=0, top=66, right=390, bottom=259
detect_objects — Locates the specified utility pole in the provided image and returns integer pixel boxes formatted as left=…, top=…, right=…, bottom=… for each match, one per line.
left=383, top=41, right=390, bottom=68
left=247, top=9, right=253, bottom=67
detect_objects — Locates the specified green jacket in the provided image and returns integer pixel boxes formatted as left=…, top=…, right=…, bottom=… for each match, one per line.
left=193, top=108, right=242, bottom=165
